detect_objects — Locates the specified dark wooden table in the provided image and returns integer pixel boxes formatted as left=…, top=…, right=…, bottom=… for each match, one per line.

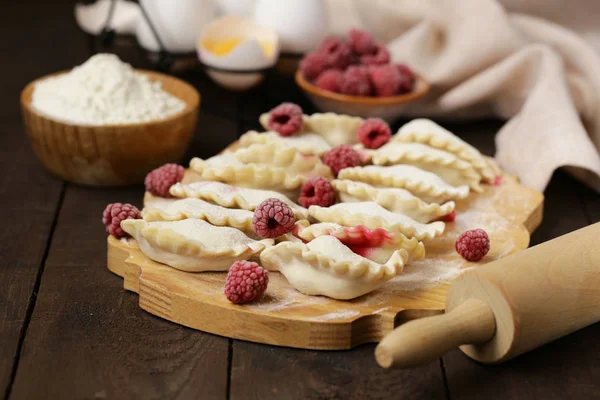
left=2, top=2, right=600, bottom=399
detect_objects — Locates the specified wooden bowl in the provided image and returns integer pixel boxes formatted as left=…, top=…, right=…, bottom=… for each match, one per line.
left=21, top=70, right=200, bottom=187
left=295, top=70, right=430, bottom=122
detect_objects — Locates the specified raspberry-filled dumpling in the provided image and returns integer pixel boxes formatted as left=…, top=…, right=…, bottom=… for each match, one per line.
left=295, top=222, right=425, bottom=264
left=121, top=219, right=274, bottom=272
left=332, top=180, right=455, bottom=223
left=338, top=165, right=470, bottom=203
left=260, top=235, right=409, bottom=300
left=308, top=202, right=445, bottom=241
left=238, top=131, right=332, bottom=157
left=259, top=111, right=364, bottom=147
left=362, top=141, right=483, bottom=192
left=170, top=181, right=309, bottom=220
left=394, top=119, right=498, bottom=183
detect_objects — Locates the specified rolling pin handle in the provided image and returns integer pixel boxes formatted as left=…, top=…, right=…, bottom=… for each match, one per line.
left=375, top=299, right=496, bottom=368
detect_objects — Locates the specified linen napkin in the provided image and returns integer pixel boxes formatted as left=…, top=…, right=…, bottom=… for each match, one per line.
left=326, top=0, right=600, bottom=192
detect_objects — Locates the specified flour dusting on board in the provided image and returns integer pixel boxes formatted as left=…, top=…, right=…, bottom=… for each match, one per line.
left=312, top=310, right=361, bottom=321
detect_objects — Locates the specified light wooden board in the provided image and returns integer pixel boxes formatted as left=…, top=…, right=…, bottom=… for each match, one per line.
left=106, top=169, right=543, bottom=350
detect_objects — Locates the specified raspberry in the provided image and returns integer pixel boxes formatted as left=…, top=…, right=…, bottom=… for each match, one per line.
left=252, top=198, right=296, bottom=238
left=298, top=177, right=336, bottom=208
left=318, top=38, right=352, bottom=70
left=340, top=65, right=372, bottom=96
left=492, top=176, right=503, bottom=186
left=299, top=52, right=327, bottom=81
left=144, top=163, right=184, bottom=197
left=102, top=203, right=141, bottom=238
left=267, top=102, right=303, bottom=137
left=348, top=29, right=378, bottom=55
left=436, top=210, right=456, bottom=222
left=314, top=69, right=343, bottom=93
left=323, top=145, right=362, bottom=176
left=369, top=64, right=402, bottom=97
left=396, top=64, right=415, bottom=93
left=357, top=118, right=391, bottom=149
left=224, top=260, right=269, bottom=304
left=455, top=229, right=490, bottom=262
left=360, top=45, right=391, bottom=65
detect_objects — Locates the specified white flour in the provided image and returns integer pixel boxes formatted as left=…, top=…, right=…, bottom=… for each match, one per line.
left=32, top=54, right=185, bottom=125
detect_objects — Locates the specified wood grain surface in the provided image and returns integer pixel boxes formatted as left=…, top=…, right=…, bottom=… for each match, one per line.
left=1, top=1, right=599, bottom=399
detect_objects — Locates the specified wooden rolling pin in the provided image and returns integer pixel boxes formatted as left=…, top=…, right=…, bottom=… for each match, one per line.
left=375, top=222, right=600, bottom=368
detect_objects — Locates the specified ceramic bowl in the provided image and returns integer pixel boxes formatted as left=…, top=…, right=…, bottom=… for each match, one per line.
left=295, top=70, right=431, bottom=122
left=21, top=70, right=200, bottom=187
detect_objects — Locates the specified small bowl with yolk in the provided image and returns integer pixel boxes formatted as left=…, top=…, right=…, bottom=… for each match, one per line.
left=197, top=16, right=280, bottom=91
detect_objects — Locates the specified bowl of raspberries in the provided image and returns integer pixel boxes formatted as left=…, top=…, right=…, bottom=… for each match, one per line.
left=295, top=29, right=429, bottom=121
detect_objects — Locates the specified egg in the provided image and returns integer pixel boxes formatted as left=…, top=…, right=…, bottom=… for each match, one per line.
left=253, top=0, right=328, bottom=54
left=197, top=16, right=280, bottom=90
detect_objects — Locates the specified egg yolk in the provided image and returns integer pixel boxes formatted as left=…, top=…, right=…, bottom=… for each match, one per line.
left=202, top=38, right=273, bottom=57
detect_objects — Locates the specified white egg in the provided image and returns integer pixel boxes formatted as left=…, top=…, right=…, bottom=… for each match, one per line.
left=253, top=0, right=328, bottom=54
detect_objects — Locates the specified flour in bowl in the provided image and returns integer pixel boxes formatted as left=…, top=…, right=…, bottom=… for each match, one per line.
left=31, top=53, right=186, bottom=125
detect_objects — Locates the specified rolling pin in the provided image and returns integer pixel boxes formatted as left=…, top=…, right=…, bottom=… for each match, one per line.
left=375, top=222, right=600, bottom=368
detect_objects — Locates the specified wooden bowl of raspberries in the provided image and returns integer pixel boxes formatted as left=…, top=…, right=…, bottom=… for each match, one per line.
left=295, top=29, right=430, bottom=122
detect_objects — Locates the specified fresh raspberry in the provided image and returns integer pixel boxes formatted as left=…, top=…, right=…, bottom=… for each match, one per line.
left=299, top=52, right=327, bottom=81
left=298, top=177, right=336, bottom=208
left=360, top=45, right=391, bottom=65
left=436, top=210, right=456, bottom=222
left=357, top=118, right=392, bottom=149
left=144, top=163, right=184, bottom=197
left=267, top=102, right=303, bottom=137
left=252, top=198, right=296, bottom=238
left=323, top=145, right=362, bottom=176
left=395, top=64, right=415, bottom=93
left=224, top=260, right=269, bottom=304
left=455, top=229, right=490, bottom=262
left=348, top=29, right=378, bottom=55
left=102, top=203, right=141, bottom=238
left=340, top=65, right=372, bottom=96
left=314, top=69, right=343, bottom=93
left=369, top=64, right=402, bottom=97
left=318, top=38, right=352, bottom=70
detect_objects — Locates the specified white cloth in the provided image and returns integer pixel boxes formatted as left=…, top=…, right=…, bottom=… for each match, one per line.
left=326, top=0, right=600, bottom=192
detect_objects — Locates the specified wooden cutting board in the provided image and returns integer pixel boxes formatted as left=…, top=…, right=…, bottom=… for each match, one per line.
left=107, top=171, right=543, bottom=350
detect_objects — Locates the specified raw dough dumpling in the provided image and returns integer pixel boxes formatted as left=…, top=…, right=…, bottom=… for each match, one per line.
left=260, top=112, right=364, bottom=147
left=189, top=143, right=332, bottom=194
left=233, top=142, right=333, bottom=178
left=141, top=197, right=254, bottom=233
left=365, top=142, right=483, bottom=192
left=332, top=180, right=455, bottom=223
left=338, top=165, right=470, bottom=203
left=170, top=181, right=309, bottom=219
left=295, top=221, right=426, bottom=264
left=121, top=219, right=273, bottom=272
left=394, top=119, right=496, bottom=182
left=308, top=202, right=445, bottom=241
left=260, top=235, right=408, bottom=300
left=238, top=131, right=332, bottom=156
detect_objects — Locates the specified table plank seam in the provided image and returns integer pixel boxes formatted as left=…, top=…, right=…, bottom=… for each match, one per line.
left=226, top=339, right=233, bottom=400
left=3, top=182, right=66, bottom=400
left=439, top=358, right=452, bottom=400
